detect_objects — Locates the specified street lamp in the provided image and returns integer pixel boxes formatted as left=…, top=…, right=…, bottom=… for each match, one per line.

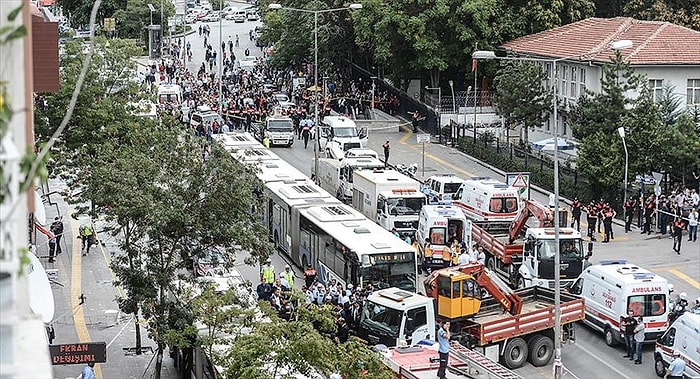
left=268, top=3, right=362, bottom=184
left=618, top=126, right=628, bottom=223
left=472, top=39, right=633, bottom=379
left=218, top=0, right=223, bottom=113
left=147, top=3, right=155, bottom=26
left=425, top=86, right=441, bottom=141
left=448, top=80, right=456, bottom=113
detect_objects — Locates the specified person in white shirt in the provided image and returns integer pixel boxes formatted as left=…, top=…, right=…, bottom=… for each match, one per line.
left=457, top=249, right=470, bottom=265
left=476, top=246, right=486, bottom=265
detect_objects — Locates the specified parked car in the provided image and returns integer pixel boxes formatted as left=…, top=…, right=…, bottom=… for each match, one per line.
left=246, top=11, right=259, bottom=21
left=193, top=248, right=231, bottom=277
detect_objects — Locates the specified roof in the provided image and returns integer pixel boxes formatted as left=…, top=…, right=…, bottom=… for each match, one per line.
left=499, top=17, right=700, bottom=65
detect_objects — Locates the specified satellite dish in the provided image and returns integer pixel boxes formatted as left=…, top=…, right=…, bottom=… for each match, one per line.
left=27, top=252, right=55, bottom=323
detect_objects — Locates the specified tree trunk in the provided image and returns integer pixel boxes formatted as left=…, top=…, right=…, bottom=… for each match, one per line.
left=135, top=313, right=142, bottom=354
left=154, top=343, right=164, bottom=379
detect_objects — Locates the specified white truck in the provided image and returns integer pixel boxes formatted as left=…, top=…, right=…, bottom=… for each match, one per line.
left=314, top=156, right=385, bottom=202
left=319, top=116, right=368, bottom=159
left=252, top=116, right=295, bottom=147
left=352, top=169, right=426, bottom=238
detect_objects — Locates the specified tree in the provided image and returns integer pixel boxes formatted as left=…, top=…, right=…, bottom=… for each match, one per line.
left=569, top=51, right=643, bottom=200
left=113, top=0, right=175, bottom=40
left=623, top=0, right=700, bottom=30
left=221, top=300, right=394, bottom=379
left=100, top=127, right=270, bottom=379
left=657, top=83, right=685, bottom=127
left=492, top=59, right=552, bottom=147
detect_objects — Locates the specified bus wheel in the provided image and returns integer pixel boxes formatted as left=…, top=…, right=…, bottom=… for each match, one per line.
left=502, top=337, right=527, bottom=369
left=527, top=335, right=553, bottom=367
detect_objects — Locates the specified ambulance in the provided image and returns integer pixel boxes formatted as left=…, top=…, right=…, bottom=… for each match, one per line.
left=568, top=260, right=671, bottom=346
left=654, top=312, right=700, bottom=378
left=415, top=205, right=468, bottom=272
left=421, top=174, right=465, bottom=204
left=452, top=177, right=521, bottom=230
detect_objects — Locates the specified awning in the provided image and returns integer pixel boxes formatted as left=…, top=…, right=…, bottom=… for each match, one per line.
left=531, top=137, right=575, bottom=151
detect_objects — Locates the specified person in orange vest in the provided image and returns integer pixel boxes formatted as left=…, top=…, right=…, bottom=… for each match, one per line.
left=304, top=263, right=317, bottom=288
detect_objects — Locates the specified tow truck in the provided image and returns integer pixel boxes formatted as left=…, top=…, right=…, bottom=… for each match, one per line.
left=360, top=263, right=586, bottom=370
left=472, top=199, right=592, bottom=288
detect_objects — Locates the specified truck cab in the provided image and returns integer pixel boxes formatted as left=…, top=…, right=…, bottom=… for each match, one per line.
left=319, top=116, right=368, bottom=159
left=253, top=117, right=295, bottom=147
left=359, top=288, right=436, bottom=347
left=421, top=174, right=465, bottom=204
left=416, top=205, right=469, bottom=271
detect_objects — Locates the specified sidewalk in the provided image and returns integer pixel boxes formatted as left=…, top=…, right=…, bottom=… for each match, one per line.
left=40, top=179, right=178, bottom=379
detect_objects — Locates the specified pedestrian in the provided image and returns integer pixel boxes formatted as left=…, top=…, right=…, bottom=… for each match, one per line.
left=548, top=193, right=556, bottom=209
left=50, top=216, right=64, bottom=255
left=570, top=197, right=582, bottom=231
left=436, top=321, right=451, bottom=379
left=256, top=278, right=272, bottom=301
left=281, top=264, right=294, bottom=289
left=80, top=362, right=96, bottom=379
left=263, top=135, right=270, bottom=148
left=633, top=315, right=644, bottom=364
left=302, top=126, right=310, bottom=149
left=586, top=200, right=598, bottom=242
left=198, top=25, right=202, bottom=36
left=48, top=234, right=57, bottom=263
left=643, top=196, right=655, bottom=235
left=672, top=217, right=685, bottom=254
left=245, top=47, right=250, bottom=56
left=235, top=34, right=239, bottom=47
left=624, top=197, right=636, bottom=232
left=79, top=223, right=95, bottom=256
left=664, top=350, right=686, bottom=379
left=382, top=140, right=390, bottom=168
left=411, top=110, right=423, bottom=133
left=304, top=264, right=317, bottom=288
left=261, top=258, right=276, bottom=284
left=602, top=204, right=616, bottom=243
left=688, top=208, right=698, bottom=242
left=621, top=310, right=638, bottom=361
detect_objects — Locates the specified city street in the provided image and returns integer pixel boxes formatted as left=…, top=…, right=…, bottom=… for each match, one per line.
left=52, top=16, right=698, bottom=379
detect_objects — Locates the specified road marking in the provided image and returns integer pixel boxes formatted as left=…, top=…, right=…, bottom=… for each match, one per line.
left=399, top=139, right=476, bottom=177
left=97, top=233, right=125, bottom=299
left=569, top=343, right=632, bottom=379
left=666, top=269, right=700, bottom=289
left=69, top=216, right=103, bottom=379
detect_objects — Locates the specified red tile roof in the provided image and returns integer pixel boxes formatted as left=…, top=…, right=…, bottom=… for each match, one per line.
left=499, top=17, right=700, bottom=65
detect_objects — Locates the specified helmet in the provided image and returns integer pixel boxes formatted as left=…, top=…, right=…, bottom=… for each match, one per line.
left=680, top=292, right=688, bottom=301
left=266, top=258, right=272, bottom=264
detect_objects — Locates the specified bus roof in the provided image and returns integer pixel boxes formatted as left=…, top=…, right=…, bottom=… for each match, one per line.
left=256, top=160, right=308, bottom=184
left=265, top=180, right=340, bottom=207
left=214, top=132, right=262, bottom=149
left=299, top=207, right=413, bottom=255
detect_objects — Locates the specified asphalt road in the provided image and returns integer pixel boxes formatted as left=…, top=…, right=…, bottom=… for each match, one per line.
left=187, top=17, right=699, bottom=379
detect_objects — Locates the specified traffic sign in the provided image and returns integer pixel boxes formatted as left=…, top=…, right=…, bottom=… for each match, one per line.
left=416, top=134, right=430, bottom=144
left=506, top=172, right=531, bottom=200
left=511, top=174, right=528, bottom=188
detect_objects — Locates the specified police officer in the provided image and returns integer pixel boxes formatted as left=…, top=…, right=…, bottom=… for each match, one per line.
left=624, top=196, right=637, bottom=232
left=261, top=258, right=275, bottom=285
left=602, top=204, right=616, bottom=243
left=586, top=200, right=598, bottom=242
left=570, top=197, right=582, bottom=231
left=281, top=265, right=294, bottom=290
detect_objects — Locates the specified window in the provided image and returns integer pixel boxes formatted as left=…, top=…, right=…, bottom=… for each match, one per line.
left=570, top=67, right=578, bottom=98
left=627, top=294, right=666, bottom=317
left=688, top=79, right=700, bottom=105
left=649, top=79, right=664, bottom=102
left=430, top=227, right=446, bottom=245
left=561, top=65, right=569, bottom=97
left=405, top=307, right=427, bottom=335
left=579, top=68, right=587, bottom=95
left=489, top=197, right=519, bottom=213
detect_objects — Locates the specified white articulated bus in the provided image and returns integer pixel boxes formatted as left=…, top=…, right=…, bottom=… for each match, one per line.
left=296, top=204, right=417, bottom=292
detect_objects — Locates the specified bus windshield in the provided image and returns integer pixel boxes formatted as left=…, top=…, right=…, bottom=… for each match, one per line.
left=362, top=253, right=416, bottom=292
left=333, top=127, right=358, bottom=137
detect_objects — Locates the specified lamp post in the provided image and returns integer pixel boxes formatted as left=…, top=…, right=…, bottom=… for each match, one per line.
left=148, top=3, right=155, bottom=26
left=425, top=86, right=441, bottom=141
left=618, top=126, right=628, bottom=221
left=370, top=76, right=378, bottom=118
left=218, top=0, right=223, bottom=113
left=269, top=3, right=362, bottom=184
left=472, top=39, right=633, bottom=379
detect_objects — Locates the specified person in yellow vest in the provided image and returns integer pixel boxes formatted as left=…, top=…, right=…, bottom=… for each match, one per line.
left=263, top=135, right=271, bottom=148
left=412, top=238, right=422, bottom=274
left=451, top=240, right=461, bottom=266
left=442, top=245, right=452, bottom=268
left=281, top=264, right=294, bottom=290
left=79, top=223, right=95, bottom=256
left=423, top=238, right=433, bottom=273
left=261, top=258, right=275, bottom=284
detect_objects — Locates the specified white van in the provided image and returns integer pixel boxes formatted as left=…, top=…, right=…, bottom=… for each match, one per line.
left=568, top=260, right=671, bottom=346
left=157, top=83, right=182, bottom=105
left=416, top=205, right=468, bottom=272
left=452, top=177, right=521, bottom=230
left=421, top=174, right=465, bottom=204
left=654, top=312, right=700, bottom=378
left=319, top=116, right=368, bottom=160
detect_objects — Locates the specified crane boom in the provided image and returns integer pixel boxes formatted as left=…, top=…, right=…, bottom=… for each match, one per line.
left=508, top=199, right=555, bottom=243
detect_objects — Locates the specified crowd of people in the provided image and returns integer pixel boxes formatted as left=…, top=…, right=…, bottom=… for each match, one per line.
left=255, top=258, right=370, bottom=343
left=567, top=186, right=699, bottom=252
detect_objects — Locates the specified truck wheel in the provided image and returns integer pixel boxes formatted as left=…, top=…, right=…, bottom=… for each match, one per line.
left=654, top=355, right=666, bottom=377
left=527, top=335, right=554, bottom=367
left=502, top=337, right=528, bottom=369
left=517, top=276, right=526, bottom=289
left=604, top=326, right=617, bottom=347
left=486, top=257, right=496, bottom=272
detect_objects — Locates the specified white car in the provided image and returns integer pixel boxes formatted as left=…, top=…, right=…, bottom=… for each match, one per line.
left=246, top=12, right=259, bottom=21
